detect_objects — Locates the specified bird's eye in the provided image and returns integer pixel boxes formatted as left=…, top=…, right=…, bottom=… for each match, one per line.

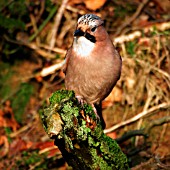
left=91, top=26, right=97, bottom=32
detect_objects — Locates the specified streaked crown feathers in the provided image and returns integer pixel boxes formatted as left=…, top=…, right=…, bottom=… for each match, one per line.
left=77, top=14, right=103, bottom=28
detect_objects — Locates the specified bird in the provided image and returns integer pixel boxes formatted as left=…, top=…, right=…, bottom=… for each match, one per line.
left=64, top=14, right=122, bottom=128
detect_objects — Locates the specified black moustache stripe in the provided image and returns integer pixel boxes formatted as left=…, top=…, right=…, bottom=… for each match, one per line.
left=84, top=33, right=96, bottom=43
left=74, top=29, right=96, bottom=43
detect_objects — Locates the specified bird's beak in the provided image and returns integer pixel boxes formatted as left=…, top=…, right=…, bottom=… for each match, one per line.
left=74, top=29, right=84, bottom=37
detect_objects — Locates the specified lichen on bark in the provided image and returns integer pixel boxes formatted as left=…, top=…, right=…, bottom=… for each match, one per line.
left=42, top=90, right=129, bottom=170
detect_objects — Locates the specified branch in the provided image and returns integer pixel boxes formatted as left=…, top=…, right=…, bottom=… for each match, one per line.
left=104, top=102, right=170, bottom=134
left=145, top=116, right=170, bottom=133
left=113, top=22, right=170, bottom=45
left=29, top=6, right=58, bottom=42
left=49, top=0, right=68, bottom=51
left=42, top=90, right=129, bottom=170
left=115, top=130, right=148, bottom=144
left=40, top=60, right=65, bottom=77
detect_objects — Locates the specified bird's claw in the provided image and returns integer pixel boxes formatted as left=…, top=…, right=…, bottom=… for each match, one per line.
left=91, top=104, right=100, bottom=119
left=76, top=95, right=86, bottom=105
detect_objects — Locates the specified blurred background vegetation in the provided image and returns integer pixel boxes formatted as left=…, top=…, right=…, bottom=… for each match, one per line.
left=0, top=0, right=170, bottom=169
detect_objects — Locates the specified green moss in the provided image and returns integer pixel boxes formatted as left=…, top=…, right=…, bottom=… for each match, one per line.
left=90, top=148, right=113, bottom=170
left=4, top=127, right=12, bottom=143
left=0, top=13, right=25, bottom=31
left=8, top=0, right=27, bottom=17
left=0, top=62, right=14, bottom=101
left=83, top=103, right=97, bottom=120
left=65, top=134, right=74, bottom=150
left=49, top=90, right=75, bottom=104
left=16, top=150, right=48, bottom=169
left=0, top=62, right=34, bottom=123
left=126, top=41, right=137, bottom=56
left=114, top=4, right=136, bottom=18
left=100, top=134, right=130, bottom=170
left=43, top=90, right=129, bottom=169
left=11, top=83, right=33, bottom=123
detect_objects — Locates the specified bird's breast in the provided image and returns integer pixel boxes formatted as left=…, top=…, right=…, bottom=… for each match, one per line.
left=65, top=48, right=121, bottom=104
left=73, top=36, right=95, bottom=58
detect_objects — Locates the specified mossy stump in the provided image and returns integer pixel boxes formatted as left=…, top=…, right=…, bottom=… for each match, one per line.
left=42, top=90, right=129, bottom=170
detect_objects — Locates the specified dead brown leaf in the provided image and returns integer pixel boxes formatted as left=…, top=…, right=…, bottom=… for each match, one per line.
left=103, top=86, right=123, bottom=108
left=35, top=141, right=61, bottom=158
left=106, top=132, right=117, bottom=140
left=0, top=136, right=9, bottom=157
left=35, top=141, right=55, bottom=150
left=0, top=101, right=19, bottom=131
left=84, top=0, right=106, bottom=10
left=68, top=0, right=106, bottom=10
left=8, top=138, right=33, bottom=157
left=154, top=0, right=170, bottom=12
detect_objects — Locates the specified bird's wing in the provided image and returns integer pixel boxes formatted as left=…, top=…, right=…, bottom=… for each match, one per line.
left=62, top=48, right=72, bottom=74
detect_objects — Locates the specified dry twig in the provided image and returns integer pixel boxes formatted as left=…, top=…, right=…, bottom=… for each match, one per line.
left=155, top=155, right=170, bottom=169
left=145, top=116, right=170, bottom=133
left=4, top=35, right=65, bottom=58
left=66, top=5, right=86, bottom=15
left=114, top=0, right=149, bottom=36
left=135, top=58, right=170, bottom=81
left=29, top=14, right=40, bottom=45
left=104, top=102, right=170, bottom=134
left=40, top=60, right=65, bottom=77
left=135, top=88, right=153, bottom=145
left=113, top=22, right=170, bottom=45
left=49, top=0, right=69, bottom=51
left=9, top=125, right=31, bottom=138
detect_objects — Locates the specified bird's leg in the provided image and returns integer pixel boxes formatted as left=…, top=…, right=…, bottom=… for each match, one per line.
left=76, top=95, right=86, bottom=105
left=93, top=103, right=106, bottom=129
left=76, top=96, right=105, bottom=128
left=91, top=103, right=100, bottom=120
left=76, top=96, right=98, bottom=118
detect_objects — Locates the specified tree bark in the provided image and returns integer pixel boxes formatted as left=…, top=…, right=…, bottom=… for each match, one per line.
left=42, top=90, right=129, bottom=170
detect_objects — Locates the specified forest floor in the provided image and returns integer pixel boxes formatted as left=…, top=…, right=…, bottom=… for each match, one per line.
left=0, top=0, right=170, bottom=169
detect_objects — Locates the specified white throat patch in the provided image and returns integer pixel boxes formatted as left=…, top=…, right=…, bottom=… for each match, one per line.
left=73, top=36, right=95, bottom=58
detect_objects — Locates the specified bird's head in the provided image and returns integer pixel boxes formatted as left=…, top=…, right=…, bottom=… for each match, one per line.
left=74, top=14, right=108, bottom=43
left=73, top=14, right=108, bottom=57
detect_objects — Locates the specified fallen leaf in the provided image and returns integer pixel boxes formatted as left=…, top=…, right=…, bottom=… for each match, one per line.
left=68, top=0, right=106, bottom=11
left=0, top=136, right=9, bottom=157
left=35, top=75, right=43, bottom=82
left=35, top=141, right=55, bottom=150
left=84, top=0, right=106, bottom=11
left=8, top=138, right=33, bottom=157
left=103, top=86, right=123, bottom=108
left=154, top=0, right=170, bottom=12
left=0, top=101, right=19, bottom=131
left=48, top=148, right=61, bottom=158
left=106, top=132, right=117, bottom=139
left=35, top=141, right=61, bottom=158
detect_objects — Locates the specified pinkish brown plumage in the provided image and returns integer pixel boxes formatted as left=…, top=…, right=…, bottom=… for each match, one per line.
left=64, top=14, right=122, bottom=128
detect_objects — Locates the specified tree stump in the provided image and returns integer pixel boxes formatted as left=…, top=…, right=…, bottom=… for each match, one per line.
left=42, top=90, right=129, bottom=170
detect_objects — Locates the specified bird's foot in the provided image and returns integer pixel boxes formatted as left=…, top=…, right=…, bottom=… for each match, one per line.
left=91, top=103, right=106, bottom=129
left=91, top=104, right=100, bottom=120
left=76, top=95, right=86, bottom=105
left=76, top=96, right=98, bottom=118
left=76, top=96, right=105, bottom=129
